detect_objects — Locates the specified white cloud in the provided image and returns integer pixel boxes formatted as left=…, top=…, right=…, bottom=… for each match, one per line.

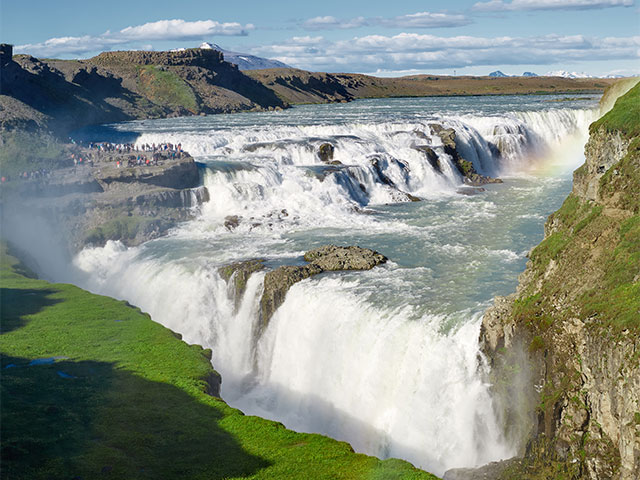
left=118, top=19, right=252, bottom=40
left=303, top=16, right=367, bottom=30
left=379, top=12, right=472, bottom=28
left=473, top=0, right=633, bottom=12
left=15, top=18, right=253, bottom=57
left=301, top=12, right=471, bottom=30
left=251, top=32, right=639, bottom=73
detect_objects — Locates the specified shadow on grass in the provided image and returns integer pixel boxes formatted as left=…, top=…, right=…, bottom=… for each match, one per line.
left=0, top=288, right=61, bottom=334
left=1, top=355, right=271, bottom=480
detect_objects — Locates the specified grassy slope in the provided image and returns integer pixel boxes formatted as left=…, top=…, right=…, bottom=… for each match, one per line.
left=521, top=83, right=640, bottom=334
left=137, top=65, right=198, bottom=113
left=0, top=243, right=438, bottom=480
left=590, top=81, right=640, bottom=138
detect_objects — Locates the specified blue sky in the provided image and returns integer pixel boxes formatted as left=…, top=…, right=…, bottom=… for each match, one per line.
left=1, top=0, right=638, bottom=77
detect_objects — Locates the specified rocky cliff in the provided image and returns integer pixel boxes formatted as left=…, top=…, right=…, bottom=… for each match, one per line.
left=0, top=48, right=286, bottom=135
left=0, top=147, right=208, bottom=254
left=478, top=82, right=640, bottom=479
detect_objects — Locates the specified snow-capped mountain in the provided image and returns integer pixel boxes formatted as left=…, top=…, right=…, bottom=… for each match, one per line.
left=199, top=42, right=290, bottom=70
left=488, top=70, right=508, bottom=77
left=522, top=72, right=538, bottom=77
left=545, top=70, right=593, bottom=79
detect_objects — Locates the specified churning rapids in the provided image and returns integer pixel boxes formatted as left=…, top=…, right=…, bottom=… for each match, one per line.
left=48, top=95, right=604, bottom=475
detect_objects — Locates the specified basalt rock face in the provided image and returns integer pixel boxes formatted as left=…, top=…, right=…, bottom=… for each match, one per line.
left=573, top=129, right=630, bottom=202
left=478, top=84, right=640, bottom=480
left=260, top=245, right=387, bottom=325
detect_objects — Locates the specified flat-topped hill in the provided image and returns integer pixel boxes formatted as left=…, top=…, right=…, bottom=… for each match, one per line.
left=92, top=48, right=225, bottom=67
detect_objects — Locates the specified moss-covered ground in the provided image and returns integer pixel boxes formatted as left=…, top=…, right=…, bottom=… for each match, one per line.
left=521, top=84, right=640, bottom=333
left=0, top=242, right=438, bottom=480
left=137, top=65, right=198, bottom=113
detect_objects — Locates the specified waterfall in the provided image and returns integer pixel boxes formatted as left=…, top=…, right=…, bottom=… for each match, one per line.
left=64, top=98, right=597, bottom=477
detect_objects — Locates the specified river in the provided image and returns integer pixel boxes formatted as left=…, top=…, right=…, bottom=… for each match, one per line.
left=66, top=94, right=598, bottom=475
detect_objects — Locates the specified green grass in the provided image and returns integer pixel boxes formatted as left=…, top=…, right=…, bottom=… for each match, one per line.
left=529, top=232, right=570, bottom=269
left=137, top=66, right=198, bottom=112
left=591, top=81, right=640, bottom=138
left=0, top=130, right=70, bottom=177
left=0, top=242, right=438, bottom=480
left=578, top=215, right=640, bottom=330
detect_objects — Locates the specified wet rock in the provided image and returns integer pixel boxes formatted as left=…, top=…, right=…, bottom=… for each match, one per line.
left=260, top=245, right=387, bottom=325
left=218, top=259, right=265, bottom=306
left=463, top=172, right=503, bottom=186
left=370, top=156, right=395, bottom=186
left=429, top=124, right=457, bottom=155
left=303, top=245, right=388, bottom=271
left=204, top=371, right=222, bottom=397
left=456, top=186, right=486, bottom=196
left=413, top=145, right=442, bottom=173
left=443, top=458, right=522, bottom=480
left=429, top=123, right=503, bottom=186
left=260, top=263, right=323, bottom=324
left=318, top=142, right=335, bottom=163
left=224, top=215, right=240, bottom=231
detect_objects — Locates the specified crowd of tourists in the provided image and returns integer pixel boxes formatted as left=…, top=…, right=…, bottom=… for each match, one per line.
left=86, top=141, right=186, bottom=168
left=88, top=142, right=184, bottom=155
left=1, top=140, right=188, bottom=185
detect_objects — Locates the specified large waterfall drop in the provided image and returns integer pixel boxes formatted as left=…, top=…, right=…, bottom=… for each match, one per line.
left=62, top=95, right=598, bottom=476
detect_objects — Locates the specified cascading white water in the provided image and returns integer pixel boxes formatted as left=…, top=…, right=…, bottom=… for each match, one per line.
left=66, top=95, right=600, bottom=477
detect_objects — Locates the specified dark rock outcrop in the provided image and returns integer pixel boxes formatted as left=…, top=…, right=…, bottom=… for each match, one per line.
left=219, top=259, right=265, bottom=309
left=0, top=48, right=287, bottom=136
left=318, top=143, right=335, bottom=163
left=303, top=245, right=388, bottom=270
left=2, top=148, right=209, bottom=252
left=429, top=123, right=503, bottom=187
left=260, top=245, right=387, bottom=325
left=413, top=145, right=442, bottom=173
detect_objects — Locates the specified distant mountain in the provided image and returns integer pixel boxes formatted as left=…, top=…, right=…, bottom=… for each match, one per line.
left=522, top=72, right=538, bottom=77
left=200, top=42, right=290, bottom=70
left=489, top=70, right=508, bottom=77
left=545, top=70, right=593, bottom=79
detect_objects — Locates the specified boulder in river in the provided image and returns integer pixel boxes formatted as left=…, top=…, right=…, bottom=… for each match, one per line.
left=260, top=245, right=387, bottom=325
left=317, top=142, right=335, bottom=163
